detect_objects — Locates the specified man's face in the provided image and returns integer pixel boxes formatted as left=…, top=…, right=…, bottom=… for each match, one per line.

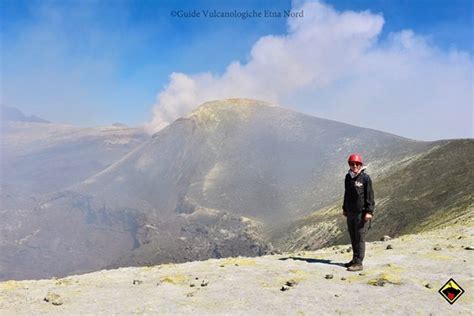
left=349, top=161, right=362, bottom=173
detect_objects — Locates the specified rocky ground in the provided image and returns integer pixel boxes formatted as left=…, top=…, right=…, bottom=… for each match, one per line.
left=1, top=224, right=473, bottom=315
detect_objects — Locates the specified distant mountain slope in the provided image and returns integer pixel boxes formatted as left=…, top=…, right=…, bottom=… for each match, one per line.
left=1, top=106, right=49, bottom=123
left=272, top=139, right=474, bottom=252
left=1, top=120, right=148, bottom=197
left=71, top=99, right=431, bottom=223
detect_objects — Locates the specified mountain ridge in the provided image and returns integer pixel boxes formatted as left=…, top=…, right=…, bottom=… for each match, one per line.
left=0, top=98, right=469, bottom=281
left=1, top=105, right=50, bottom=123
left=271, top=139, right=473, bottom=252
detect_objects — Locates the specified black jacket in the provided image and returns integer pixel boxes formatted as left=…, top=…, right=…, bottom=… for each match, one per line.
left=342, top=169, right=375, bottom=214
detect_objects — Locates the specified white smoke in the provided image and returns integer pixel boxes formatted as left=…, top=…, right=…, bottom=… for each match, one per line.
left=146, top=0, right=473, bottom=140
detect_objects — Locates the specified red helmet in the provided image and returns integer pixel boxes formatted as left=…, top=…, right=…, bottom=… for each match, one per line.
left=348, top=153, right=363, bottom=165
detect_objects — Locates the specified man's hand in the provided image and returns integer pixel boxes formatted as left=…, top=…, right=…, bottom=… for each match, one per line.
left=364, top=213, right=373, bottom=221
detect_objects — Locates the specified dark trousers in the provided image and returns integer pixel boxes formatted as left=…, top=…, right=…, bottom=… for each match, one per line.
left=346, top=212, right=370, bottom=265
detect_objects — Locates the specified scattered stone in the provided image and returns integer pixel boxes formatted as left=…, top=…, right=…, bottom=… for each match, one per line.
left=235, top=264, right=239, bottom=266
left=381, top=235, right=391, bottom=241
left=44, top=292, right=63, bottom=306
left=433, top=247, right=442, bottom=251
left=325, top=274, right=334, bottom=279
left=457, top=236, right=465, bottom=239
left=464, top=246, right=474, bottom=250
left=200, top=280, right=209, bottom=287
left=447, top=244, right=455, bottom=249
left=285, top=280, right=298, bottom=287
left=189, top=284, right=195, bottom=287
left=424, top=283, right=433, bottom=289
left=341, top=277, right=346, bottom=281
left=186, top=292, right=195, bottom=297
left=132, top=280, right=143, bottom=285
left=281, top=279, right=298, bottom=291
left=346, top=247, right=352, bottom=253
left=219, top=264, right=225, bottom=267
left=386, top=244, right=393, bottom=250
left=334, top=294, right=340, bottom=297
left=358, top=273, right=366, bottom=276
left=195, top=277, right=199, bottom=280
left=373, top=280, right=386, bottom=287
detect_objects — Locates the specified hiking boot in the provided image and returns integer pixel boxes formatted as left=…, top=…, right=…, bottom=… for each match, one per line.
left=346, top=263, right=363, bottom=272
left=343, top=260, right=355, bottom=268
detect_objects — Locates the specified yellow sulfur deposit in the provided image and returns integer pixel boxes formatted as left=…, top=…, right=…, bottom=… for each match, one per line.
left=159, top=274, right=189, bottom=285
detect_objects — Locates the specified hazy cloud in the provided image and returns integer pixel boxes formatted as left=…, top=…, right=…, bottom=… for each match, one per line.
left=147, top=0, right=473, bottom=140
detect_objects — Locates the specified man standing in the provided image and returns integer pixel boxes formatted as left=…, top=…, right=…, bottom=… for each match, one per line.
left=342, top=154, right=375, bottom=271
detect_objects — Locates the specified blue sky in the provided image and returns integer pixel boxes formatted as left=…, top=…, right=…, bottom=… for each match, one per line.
left=1, top=0, right=289, bottom=124
left=1, top=0, right=472, bottom=140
